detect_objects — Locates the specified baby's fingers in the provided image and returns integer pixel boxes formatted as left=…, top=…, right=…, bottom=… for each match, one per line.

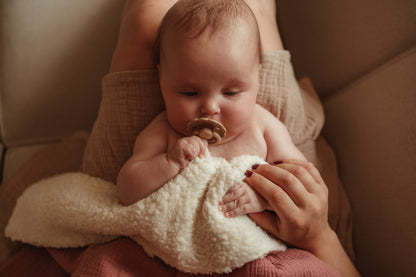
left=218, top=199, right=248, bottom=218
left=182, top=136, right=206, bottom=159
left=218, top=185, right=242, bottom=217
left=218, top=184, right=246, bottom=217
left=194, top=136, right=208, bottom=157
left=219, top=184, right=244, bottom=205
left=218, top=183, right=268, bottom=218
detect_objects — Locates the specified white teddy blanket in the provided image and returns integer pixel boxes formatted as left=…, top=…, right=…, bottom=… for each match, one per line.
left=5, top=152, right=286, bottom=274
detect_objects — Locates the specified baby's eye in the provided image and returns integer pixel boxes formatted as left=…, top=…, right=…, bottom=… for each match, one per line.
left=224, top=91, right=239, bottom=96
left=181, top=91, right=198, bottom=97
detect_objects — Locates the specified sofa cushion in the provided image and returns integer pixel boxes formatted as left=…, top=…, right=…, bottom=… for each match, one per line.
left=0, top=0, right=124, bottom=148
left=2, top=145, right=47, bottom=180
left=277, top=0, right=416, bottom=97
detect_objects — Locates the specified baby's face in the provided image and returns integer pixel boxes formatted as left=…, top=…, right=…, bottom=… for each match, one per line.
left=159, top=23, right=260, bottom=143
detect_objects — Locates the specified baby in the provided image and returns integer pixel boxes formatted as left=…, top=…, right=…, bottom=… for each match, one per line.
left=117, top=0, right=306, bottom=218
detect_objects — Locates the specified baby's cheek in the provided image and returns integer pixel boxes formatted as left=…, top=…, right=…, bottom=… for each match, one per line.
left=225, top=113, right=252, bottom=135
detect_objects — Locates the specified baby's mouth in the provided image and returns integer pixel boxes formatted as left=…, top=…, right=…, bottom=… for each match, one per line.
left=186, top=118, right=227, bottom=145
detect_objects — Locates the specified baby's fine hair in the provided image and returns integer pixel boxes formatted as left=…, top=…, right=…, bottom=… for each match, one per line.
left=154, top=0, right=262, bottom=66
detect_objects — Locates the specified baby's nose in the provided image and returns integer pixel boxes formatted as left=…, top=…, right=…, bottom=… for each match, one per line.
left=200, top=100, right=220, bottom=115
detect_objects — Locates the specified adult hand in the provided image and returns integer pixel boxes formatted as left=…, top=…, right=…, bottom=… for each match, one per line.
left=246, top=160, right=361, bottom=277
left=244, top=159, right=332, bottom=253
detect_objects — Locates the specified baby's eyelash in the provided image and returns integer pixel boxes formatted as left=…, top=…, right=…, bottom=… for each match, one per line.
left=223, top=91, right=240, bottom=96
left=181, top=91, right=198, bottom=96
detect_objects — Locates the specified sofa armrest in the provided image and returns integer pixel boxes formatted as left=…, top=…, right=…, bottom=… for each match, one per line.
left=323, top=46, right=416, bottom=277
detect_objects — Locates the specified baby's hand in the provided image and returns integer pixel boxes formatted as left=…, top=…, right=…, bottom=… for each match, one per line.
left=218, top=182, right=270, bottom=218
left=167, top=136, right=208, bottom=170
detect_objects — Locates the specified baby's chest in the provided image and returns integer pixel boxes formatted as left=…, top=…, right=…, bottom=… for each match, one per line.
left=166, top=126, right=268, bottom=161
left=208, top=132, right=268, bottom=161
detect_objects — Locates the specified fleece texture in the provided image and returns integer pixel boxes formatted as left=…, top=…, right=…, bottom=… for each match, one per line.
left=5, top=152, right=286, bottom=274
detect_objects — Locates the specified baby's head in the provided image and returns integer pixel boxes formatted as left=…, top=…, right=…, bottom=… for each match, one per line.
left=154, top=0, right=262, bottom=66
left=155, top=0, right=262, bottom=143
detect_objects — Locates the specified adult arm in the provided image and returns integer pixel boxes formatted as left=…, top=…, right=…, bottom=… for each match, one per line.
left=245, top=160, right=360, bottom=277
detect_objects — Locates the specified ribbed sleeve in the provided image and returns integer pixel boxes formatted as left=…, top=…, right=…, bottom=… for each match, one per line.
left=258, top=50, right=324, bottom=145
left=81, top=70, right=164, bottom=183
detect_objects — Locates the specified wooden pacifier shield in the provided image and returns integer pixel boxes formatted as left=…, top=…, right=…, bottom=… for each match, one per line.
left=186, top=118, right=227, bottom=145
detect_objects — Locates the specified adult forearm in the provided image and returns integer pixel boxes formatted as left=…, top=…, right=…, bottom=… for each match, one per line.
left=117, top=154, right=180, bottom=205
left=309, top=230, right=361, bottom=277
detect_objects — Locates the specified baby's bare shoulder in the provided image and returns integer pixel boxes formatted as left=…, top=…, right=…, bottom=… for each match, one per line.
left=132, top=111, right=170, bottom=155
left=141, top=111, right=170, bottom=133
left=254, top=104, right=285, bottom=131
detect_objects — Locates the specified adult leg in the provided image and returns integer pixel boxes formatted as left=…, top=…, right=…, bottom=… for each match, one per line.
left=109, top=0, right=178, bottom=72
left=244, top=0, right=284, bottom=51
left=110, top=0, right=283, bottom=73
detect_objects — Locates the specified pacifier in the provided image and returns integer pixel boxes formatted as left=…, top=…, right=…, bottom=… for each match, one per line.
left=186, top=118, right=227, bottom=145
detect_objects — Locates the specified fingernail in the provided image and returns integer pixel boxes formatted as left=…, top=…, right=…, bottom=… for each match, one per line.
left=251, top=163, right=259, bottom=170
left=273, top=160, right=283, bottom=165
left=245, top=170, right=253, bottom=177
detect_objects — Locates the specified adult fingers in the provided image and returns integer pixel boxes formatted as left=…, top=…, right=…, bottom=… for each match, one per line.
left=275, top=160, right=328, bottom=200
left=246, top=165, right=309, bottom=207
left=244, top=169, right=299, bottom=217
left=282, top=159, right=325, bottom=187
left=248, top=211, right=280, bottom=238
left=272, top=163, right=319, bottom=194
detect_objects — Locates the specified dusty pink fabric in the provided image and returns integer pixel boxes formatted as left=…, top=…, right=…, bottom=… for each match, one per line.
left=0, top=238, right=340, bottom=277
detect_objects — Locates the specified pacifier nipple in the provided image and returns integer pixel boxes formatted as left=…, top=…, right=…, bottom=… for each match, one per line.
left=186, top=118, right=227, bottom=145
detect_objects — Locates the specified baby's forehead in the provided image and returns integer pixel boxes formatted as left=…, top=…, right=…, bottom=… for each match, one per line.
left=166, top=19, right=260, bottom=52
left=154, top=0, right=261, bottom=66
left=177, top=14, right=257, bottom=37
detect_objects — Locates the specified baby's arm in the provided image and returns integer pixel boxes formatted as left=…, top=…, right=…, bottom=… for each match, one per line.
left=117, top=113, right=207, bottom=205
left=219, top=106, right=306, bottom=217
left=262, top=107, right=307, bottom=164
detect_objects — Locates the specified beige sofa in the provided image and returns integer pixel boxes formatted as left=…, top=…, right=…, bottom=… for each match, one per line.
left=1, top=0, right=415, bottom=276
